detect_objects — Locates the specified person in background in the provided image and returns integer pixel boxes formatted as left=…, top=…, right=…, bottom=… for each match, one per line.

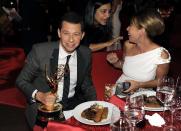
left=0, top=0, right=19, bottom=47
left=107, top=0, right=123, bottom=51
left=106, top=9, right=171, bottom=93
left=82, top=0, right=123, bottom=52
left=16, top=12, right=97, bottom=128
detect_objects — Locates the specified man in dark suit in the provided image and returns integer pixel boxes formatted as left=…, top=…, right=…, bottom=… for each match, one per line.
left=16, top=12, right=97, bottom=128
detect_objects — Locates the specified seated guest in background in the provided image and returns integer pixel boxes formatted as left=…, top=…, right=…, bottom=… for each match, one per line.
left=106, top=9, right=171, bottom=93
left=82, top=0, right=122, bottom=52
left=16, top=12, right=97, bottom=128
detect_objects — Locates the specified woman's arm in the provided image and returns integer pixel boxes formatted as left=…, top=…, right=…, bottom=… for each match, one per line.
left=106, top=40, right=128, bottom=69
left=89, top=36, right=123, bottom=52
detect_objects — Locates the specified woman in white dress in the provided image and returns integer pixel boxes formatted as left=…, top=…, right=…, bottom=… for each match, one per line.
left=106, top=9, right=171, bottom=93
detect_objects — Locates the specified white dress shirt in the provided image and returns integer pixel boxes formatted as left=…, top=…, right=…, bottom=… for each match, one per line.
left=56, top=43, right=77, bottom=102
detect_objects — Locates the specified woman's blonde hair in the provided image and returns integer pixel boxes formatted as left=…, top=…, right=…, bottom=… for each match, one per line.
left=131, top=9, right=165, bottom=40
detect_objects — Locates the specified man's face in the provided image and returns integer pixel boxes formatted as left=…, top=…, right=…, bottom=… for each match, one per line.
left=58, top=21, right=85, bottom=54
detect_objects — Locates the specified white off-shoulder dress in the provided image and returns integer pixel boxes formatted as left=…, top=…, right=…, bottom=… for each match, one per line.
left=116, top=47, right=171, bottom=84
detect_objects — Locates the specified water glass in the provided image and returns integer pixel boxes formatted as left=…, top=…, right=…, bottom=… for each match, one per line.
left=104, top=84, right=116, bottom=101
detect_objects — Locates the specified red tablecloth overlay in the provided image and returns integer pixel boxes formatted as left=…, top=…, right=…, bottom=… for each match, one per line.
left=34, top=95, right=181, bottom=131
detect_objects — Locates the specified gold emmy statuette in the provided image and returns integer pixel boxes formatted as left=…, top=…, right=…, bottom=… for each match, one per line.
left=37, top=64, right=66, bottom=122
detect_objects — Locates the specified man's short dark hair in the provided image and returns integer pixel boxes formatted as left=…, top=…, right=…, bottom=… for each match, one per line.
left=58, top=12, right=84, bottom=32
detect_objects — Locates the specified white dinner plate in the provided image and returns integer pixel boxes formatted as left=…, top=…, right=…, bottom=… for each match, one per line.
left=73, top=101, right=120, bottom=125
left=130, top=90, right=165, bottom=111
left=144, top=106, right=165, bottom=111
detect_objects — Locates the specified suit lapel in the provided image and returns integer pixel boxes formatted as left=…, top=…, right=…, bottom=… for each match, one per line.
left=50, top=43, right=59, bottom=74
left=76, top=49, right=85, bottom=88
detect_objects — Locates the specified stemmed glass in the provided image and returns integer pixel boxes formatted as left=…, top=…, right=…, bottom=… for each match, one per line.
left=124, top=95, right=145, bottom=131
left=110, top=106, right=129, bottom=131
left=174, top=76, right=181, bottom=120
left=156, top=76, right=175, bottom=107
left=176, top=76, right=181, bottom=107
left=164, top=89, right=177, bottom=131
left=156, top=76, right=176, bottom=131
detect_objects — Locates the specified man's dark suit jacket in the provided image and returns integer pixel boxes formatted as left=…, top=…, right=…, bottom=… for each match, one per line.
left=16, top=41, right=97, bottom=128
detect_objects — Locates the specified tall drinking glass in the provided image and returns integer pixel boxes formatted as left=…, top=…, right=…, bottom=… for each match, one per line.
left=124, top=95, right=145, bottom=131
left=156, top=76, right=176, bottom=131
left=104, top=84, right=115, bottom=101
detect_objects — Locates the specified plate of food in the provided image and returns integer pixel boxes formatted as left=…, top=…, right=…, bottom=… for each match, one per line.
left=144, top=96, right=165, bottom=111
left=130, top=90, right=165, bottom=111
left=73, top=101, right=120, bottom=125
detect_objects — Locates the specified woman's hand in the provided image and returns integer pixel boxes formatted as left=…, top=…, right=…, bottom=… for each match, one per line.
left=106, top=36, right=123, bottom=46
left=106, top=52, right=119, bottom=64
left=123, top=80, right=140, bottom=93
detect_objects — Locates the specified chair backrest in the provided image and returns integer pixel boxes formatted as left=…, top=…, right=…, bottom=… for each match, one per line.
left=0, top=48, right=25, bottom=88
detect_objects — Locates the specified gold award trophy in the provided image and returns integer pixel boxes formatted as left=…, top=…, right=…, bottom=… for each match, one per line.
left=37, top=64, right=66, bottom=122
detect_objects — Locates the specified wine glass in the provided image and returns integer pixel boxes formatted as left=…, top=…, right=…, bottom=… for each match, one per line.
left=176, top=76, right=181, bottom=107
left=124, top=95, right=145, bottom=131
left=163, top=88, right=177, bottom=131
left=157, top=76, right=176, bottom=131
left=174, top=76, right=181, bottom=120
left=156, top=76, right=175, bottom=107
left=110, top=106, right=130, bottom=131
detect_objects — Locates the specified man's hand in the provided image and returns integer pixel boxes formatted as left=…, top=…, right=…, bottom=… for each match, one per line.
left=36, top=91, right=58, bottom=106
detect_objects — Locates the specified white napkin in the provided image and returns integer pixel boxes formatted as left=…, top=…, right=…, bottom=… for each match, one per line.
left=145, top=113, right=165, bottom=127
left=63, top=110, right=73, bottom=120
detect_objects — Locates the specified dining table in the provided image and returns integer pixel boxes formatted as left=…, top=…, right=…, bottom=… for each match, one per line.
left=33, top=94, right=181, bottom=131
